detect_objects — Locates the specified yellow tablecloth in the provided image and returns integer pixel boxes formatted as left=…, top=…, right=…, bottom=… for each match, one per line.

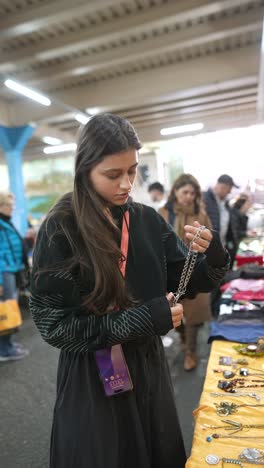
left=186, top=340, right=264, bottom=467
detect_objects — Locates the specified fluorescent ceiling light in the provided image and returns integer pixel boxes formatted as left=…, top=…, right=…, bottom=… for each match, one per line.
left=74, top=113, right=90, bottom=125
left=4, top=79, right=51, bottom=106
left=43, top=143, right=77, bottom=154
left=160, top=123, right=204, bottom=136
left=86, top=107, right=101, bottom=115
left=42, top=136, right=63, bottom=145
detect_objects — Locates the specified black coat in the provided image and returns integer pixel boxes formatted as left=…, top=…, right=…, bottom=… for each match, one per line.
left=203, top=188, right=223, bottom=233
left=30, top=199, right=229, bottom=468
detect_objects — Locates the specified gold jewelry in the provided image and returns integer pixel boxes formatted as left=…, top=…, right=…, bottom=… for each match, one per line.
left=214, top=401, right=264, bottom=416
left=203, top=419, right=264, bottom=438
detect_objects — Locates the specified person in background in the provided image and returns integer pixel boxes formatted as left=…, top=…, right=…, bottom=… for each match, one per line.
left=203, top=175, right=239, bottom=314
left=203, top=174, right=239, bottom=254
left=0, top=192, right=29, bottom=361
left=228, top=193, right=252, bottom=267
left=29, top=113, right=229, bottom=468
left=159, top=173, right=213, bottom=371
left=148, top=181, right=165, bottom=208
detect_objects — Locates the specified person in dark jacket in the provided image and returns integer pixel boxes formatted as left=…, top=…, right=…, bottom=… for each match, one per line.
left=29, top=113, right=229, bottom=468
left=0, top=192, right=29, bottom=361
left=203, top=174, right=239, bottom=266
left=228, top=193, right=251, bottom=266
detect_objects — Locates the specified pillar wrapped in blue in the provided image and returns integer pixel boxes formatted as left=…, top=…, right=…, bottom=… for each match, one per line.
left=0, top=125, right=34, bottom=235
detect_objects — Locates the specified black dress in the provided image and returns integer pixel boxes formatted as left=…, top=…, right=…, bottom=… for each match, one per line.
left=29, top=198, right=229, bottom=468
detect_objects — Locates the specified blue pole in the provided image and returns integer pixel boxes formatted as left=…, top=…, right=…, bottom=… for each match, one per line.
left=0, top=125, right=35, bottom=235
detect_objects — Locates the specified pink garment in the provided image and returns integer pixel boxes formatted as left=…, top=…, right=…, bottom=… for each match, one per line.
left=232, top=290, right=264, bottom=301
left=221, top=278, right=264, bottom=292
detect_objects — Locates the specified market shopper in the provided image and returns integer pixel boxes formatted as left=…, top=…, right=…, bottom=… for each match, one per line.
left=148, top=181, right=165, bottom=204
left=0, top=192, right=29, bottom=361
left=228, top=193, right=251, bottom=267
left=29, top=113, right=229, bottom=468
left=203, top=174, right=239, bottom=258
left=159, top=173, right=213, bottom=371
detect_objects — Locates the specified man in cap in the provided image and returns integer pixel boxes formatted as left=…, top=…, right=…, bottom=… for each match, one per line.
left=203, top=175, right=239, bottom=314
left=203, top=174, right=239, bottom=247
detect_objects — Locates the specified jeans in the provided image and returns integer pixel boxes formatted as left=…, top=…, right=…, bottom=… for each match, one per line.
left=0, top=272, right=18, bottom=353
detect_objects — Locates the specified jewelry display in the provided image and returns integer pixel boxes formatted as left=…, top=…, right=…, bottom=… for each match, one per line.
left=217, top=367, right=264, bottom=380
left=219, top=357, right=248, bottom=367
left=233, top=338, right=264, bottom=357
left=239, top=367, right=264, bottom=378
left=213, top=368, right=264, bottom=379
left=214, top=401, right=264, bottom=416
left=202, top=419, right=264, bottom=435
left=205, top=450, right=264, bottom=465
left=207, top=433, right=264, bottom=441
left=205, top=454, right=245, bottom=466
left=218, top=379, right=264, bottom=391
left=210, top=391, right=262, bottom=401
left=193, top=335, right=264, bottom=467
left=239, top=448, right=264, bottom=463
left=206, top=454, right=221, bottom=465
left=172, top=225, right=206, bottom=304
left=247, top=345, right=258, bottom=352
left=222, top=370, right=236, bottom=379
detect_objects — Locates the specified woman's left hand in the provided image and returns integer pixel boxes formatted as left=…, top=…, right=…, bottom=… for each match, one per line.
left=184, top=221, right=212, bottom=253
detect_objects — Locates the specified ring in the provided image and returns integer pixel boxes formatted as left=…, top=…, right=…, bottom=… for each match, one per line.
left=205, top=454, right=220, bottom=465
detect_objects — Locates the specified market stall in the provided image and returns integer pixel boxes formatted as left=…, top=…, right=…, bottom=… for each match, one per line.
left=186, top=339, right=264, bottom=467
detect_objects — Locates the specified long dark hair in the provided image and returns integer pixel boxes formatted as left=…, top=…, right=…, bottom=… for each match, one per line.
left=44, top=113, right=141, bottom=315
left=165, top=173, right=202, bottom=214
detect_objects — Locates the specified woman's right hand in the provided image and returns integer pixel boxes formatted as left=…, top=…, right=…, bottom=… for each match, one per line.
left=0, top=285, right=3, bottom=297
left=166, top=292, right=183, bottom=328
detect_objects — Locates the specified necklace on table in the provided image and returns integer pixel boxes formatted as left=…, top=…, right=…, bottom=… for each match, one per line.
left=205, top=447, right=264, bottom=465
left=218, top=379, right=264, bottom=391
left=210, top=391, right=263, bottom=401
left=202, top=419, right=264, bottom=439
left=214, top=401, right=264, bottom=416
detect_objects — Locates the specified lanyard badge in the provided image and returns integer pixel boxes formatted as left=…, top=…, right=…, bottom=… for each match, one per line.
left=95, top=211, right=133, bottom=396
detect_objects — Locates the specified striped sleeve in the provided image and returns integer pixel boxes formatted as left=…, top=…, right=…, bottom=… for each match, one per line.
left=29, top=287, right=171, bottom=353
left=29, top=220, right=172, bottom=353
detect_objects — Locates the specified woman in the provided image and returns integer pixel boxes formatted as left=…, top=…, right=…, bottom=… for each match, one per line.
left=159, top=174, right=213, bottom=371
left=0, top=192, right=29, bottom=361
left=29, top=114, right=229, bottom=468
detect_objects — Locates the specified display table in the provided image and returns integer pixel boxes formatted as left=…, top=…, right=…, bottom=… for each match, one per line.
left=186, top=340, right=264, bottom=467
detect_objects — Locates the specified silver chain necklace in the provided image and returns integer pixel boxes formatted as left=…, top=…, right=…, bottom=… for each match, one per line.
left=172, top=225, right=206, bottom=305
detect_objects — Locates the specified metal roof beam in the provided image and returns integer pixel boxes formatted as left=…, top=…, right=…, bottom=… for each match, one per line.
left=0, top=0, right=259, bottom=72
left=116, top=88, right=258, bottom=118
left=13, top=8, right=262, bottom=87
left=8, top=45, right=259, bottom=125
left=0, top=0, right=122, bottom=40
